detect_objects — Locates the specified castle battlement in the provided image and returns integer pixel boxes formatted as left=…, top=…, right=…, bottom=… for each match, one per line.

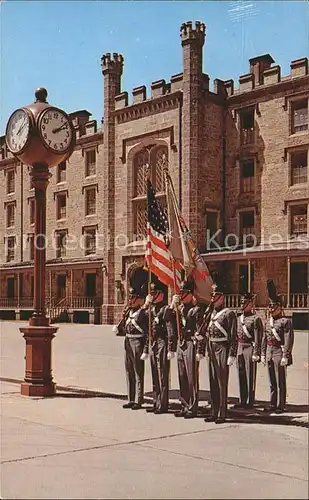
left=180, top=21, right=206, bottom=46
left=101, top=52, right=124, bottom=75
left=225, top=56, right=308, bottom=95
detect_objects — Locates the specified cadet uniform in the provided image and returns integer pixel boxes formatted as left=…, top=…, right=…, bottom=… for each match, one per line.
left=205, top=284, right=237, bottom=423
left=262, top=280, right=294, bottom=413
left=144, top=302, right=177, bottom=414
left=236, top=293, right=263, bottom=408
left=123, top=288, right=148, bottom=410
left=175, top=281, right=203, bottom=419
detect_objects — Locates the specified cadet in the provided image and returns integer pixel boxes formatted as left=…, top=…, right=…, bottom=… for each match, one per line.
left=122, top=285, right=148, bottom=410
left=143, top=281, right=178, bottom=414
left=172, top=280, right=204, bottom=419
left=261, top=280, right=294, bottom=414
left=203, top=281, right=237, bottom=424
left=234, top=292, right=263, bottom=409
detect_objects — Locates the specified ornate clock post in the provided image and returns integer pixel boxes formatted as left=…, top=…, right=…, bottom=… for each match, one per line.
left=5, top=88, right=75, bottom=396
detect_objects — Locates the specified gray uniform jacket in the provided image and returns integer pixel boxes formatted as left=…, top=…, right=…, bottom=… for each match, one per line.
left=125, top=307, right=148, bottom=342
left=143, top=305, right=178, bottom=354
left=207, top=307, right=238, bottom=357
left=179, top=304, right=204, bottom=345
left=237, top=313, right=263, bottom=358
left=261, top=316, right=294, bottom=366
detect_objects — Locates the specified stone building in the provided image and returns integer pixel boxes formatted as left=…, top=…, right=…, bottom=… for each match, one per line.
left=0, top=21, right=308, bottom=327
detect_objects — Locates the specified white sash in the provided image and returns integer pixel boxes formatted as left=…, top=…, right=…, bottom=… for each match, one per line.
left=269, top=316, right=282, bottom=342
left=210, top=308, right=229, bottom=339
left=126, top=310, right=145, bottom=334
left=240, top=314, right=252, bottom=339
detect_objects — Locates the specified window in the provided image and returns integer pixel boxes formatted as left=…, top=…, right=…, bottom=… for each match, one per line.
left=55, top=230, right=67, bottom=257
left=6, top=203, right=15, bottom=227
left=132, top=146, right=168, bottom=239
left=240, top=160, right=254, bottom=193
left=84, top=228, right=96, bottom=255
left=240, top=211, right=255, bottom=245
left=292, top=99, right=308, bottom=134
left=291, top=205, right=308, bottom=236
left=205, top=211, right=218, bottom=249
left=30, top=198, right=35, bottom=225
left=291, top=151, right=308, bottom=185
left=57, top=161, right=66, bottom=183
left=240, top=109, right=255, bottom=145
left=56, top=193, right=67, bottom=220
left=7, top=169, right=15, bottom=194
left=239, top=264, right=254, bottom=294
left=85, top=187, right=96, bottom=216
left=29, top=234, right=34, bottom=261
left=6, top=236, right=15, bottom=262
left=85, top=149, right=96, bottom=177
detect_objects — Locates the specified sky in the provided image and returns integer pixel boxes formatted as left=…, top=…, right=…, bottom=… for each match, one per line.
left=0, top=0, right=308, bottom=135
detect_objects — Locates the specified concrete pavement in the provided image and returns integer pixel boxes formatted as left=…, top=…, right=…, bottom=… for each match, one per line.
left=0, top=321, right=308, bottom=499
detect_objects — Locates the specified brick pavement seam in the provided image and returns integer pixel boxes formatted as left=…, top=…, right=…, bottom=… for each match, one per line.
left=135, top=442, right=308, bottom=483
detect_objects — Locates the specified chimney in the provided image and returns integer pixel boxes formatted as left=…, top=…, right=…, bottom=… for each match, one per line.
left=249, top=54, right=275, bottom=85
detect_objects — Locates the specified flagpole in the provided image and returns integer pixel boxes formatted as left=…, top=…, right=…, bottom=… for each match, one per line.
left=163, top=160, right=181, bottom=344
left=146, top=163, right=152, bottom=349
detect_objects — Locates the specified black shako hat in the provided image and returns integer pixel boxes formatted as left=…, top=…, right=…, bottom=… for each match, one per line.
left=267, top=279, right=283, bottom=306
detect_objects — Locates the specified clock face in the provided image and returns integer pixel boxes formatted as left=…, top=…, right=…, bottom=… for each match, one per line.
left=6, top=108, right=31, bottom=154
left=39, top=108, right=73, bottom=153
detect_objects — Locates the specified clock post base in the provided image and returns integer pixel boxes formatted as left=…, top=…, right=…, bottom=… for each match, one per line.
left=20, top=325, right=58, bottom=397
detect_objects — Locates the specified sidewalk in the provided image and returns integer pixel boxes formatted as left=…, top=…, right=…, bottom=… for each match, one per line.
left=0, top=321, right=308, bottom=499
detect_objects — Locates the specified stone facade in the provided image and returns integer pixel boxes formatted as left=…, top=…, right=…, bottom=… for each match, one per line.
left=0, top=21, right=308, bottom=324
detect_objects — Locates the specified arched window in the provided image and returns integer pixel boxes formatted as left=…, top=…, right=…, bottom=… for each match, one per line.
left=132, top=145, right=168, bottom=240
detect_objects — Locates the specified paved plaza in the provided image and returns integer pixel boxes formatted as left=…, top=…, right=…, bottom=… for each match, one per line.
left=0, top=321, right=308, bottom=499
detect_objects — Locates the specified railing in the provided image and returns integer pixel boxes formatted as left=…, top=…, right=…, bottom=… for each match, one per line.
left=283, top=293, right=309, bottom=309
left=0, top=297, right=34, bottom=308
left=225, top=294, right=242, bottom=309
left=70, top=297, right=95, bottom=308
left=225, top=293, right=309, bottom=310
left=241, top=127, right=255, bottom=145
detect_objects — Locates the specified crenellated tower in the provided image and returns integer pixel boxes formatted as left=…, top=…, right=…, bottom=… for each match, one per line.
left=101, top=52, right=124, bottom=323
left=180, top=21, right=206, bottom=243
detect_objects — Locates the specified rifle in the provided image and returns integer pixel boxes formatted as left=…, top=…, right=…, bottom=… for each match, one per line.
left=113, top=303, right=131, bottom=336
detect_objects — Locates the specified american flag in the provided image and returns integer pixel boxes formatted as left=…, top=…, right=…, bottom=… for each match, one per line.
left=145, top=179, right=181, bottom=291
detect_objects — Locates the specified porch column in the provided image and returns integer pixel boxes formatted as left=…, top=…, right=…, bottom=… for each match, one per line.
left=49, top=271, right=52, bottom=303
left=287, top=256, right=291, bottom=308
left=248, top=259, right=251, bottom=293
left=17, top=272, right=20, bottom=308
left=70, top=269, right=73, bottom=308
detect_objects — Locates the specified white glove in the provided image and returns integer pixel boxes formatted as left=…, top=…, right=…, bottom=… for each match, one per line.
left=144, top=294, right=153, bottom=307
left=252, top=355, right=260, bottom=362
left=112, top=325, right=118, bottom=334
left=167, top=351, right=175, bottom=360
left=196, top=353, right=205, bottom=361
left=227, top=356, right=236, bottom=366
left=194, top=332, right=203, bottom=341
left=261, top=355, right=266, bottom=366
left=170, top=294, right=180, bottom=309
left=280, top=357, right=288, bottom=366
left=140, top=352, right=149, bottom=361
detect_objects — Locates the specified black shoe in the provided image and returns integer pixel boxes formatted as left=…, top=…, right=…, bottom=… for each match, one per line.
left=232, top=403, right=246, bottom=409
left=131, top=403, right=142, bottom=410
left=204, top=416, right=216, bottom=422
left=174, top=410, right=186, bottom=417
left=215, top=417, right=226, bottom=424
left=154, top=409, right=168, bottom=414
left=122, top=402, right=134, bottom=409
left=146, top=407, right=156, bottom=413
left=275, top=408, right=284, bottom=414
left=183, top=412, right=196, bottom=419
left=263, top=406, right=276, bottom=413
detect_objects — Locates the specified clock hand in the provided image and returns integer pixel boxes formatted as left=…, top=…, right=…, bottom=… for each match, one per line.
left=52, top=123, right=68, bottom=134
left=16, top=120, right=27, bottom=135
